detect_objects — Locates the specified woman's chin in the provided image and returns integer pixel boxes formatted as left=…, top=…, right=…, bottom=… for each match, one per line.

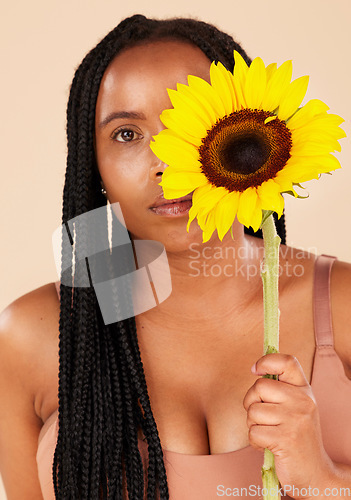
left=156, top=224, right=213, bottom=254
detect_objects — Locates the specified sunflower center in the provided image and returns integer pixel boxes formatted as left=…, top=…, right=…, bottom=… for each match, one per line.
left=219, top=133, right=270, bottom=175
left=199, top=109, right=292, bottom=192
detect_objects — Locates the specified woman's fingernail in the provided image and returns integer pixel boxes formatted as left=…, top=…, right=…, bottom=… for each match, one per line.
left=251, top=362, right=257, bottom=373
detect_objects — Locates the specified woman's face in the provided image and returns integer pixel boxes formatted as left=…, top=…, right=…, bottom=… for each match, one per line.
left=94, top=39, right=212, bottom=251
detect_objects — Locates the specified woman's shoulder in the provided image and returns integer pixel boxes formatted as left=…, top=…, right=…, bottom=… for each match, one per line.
left=0, top=282, right=60, bottom=420
left=0, top=282, right=59, bottom=497
left=0, top=281, right=60, bottom=353
left=331, top=257, right=351, bottom=294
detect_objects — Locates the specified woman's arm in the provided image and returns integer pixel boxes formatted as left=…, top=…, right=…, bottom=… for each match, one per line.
left=0, top=286, right=58, bottom=500
left=243, top=259, right=351, bottom=500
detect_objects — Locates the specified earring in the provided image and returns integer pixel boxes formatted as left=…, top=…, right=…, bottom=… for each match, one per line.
left=101, top=185, right=110, bottom=207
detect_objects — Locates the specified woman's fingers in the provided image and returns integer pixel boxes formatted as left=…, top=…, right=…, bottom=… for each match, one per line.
left=243, top=353, right=315, bottom=411
left=246, top=401, right=282, bottom=427
left=242, top=353, right=331, bottom=490
left=248, top=424, right=280, bottom=453
left=243, top=376, right=306, bottom=410
left=251, top=353, right=310, bottom=386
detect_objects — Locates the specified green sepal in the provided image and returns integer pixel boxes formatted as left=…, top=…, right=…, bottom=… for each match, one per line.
left=260, top=210, right=274, bottom=228
left=281, top=187, right=309, bottom=199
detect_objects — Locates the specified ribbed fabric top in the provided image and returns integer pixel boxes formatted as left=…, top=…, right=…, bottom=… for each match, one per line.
left=36, top=254, right=351, bottom=499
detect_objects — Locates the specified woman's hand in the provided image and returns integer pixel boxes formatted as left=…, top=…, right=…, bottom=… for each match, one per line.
left=243, top=353, right=335, bottom=498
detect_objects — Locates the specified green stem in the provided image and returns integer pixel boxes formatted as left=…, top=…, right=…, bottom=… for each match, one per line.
left=260, top=212, right=281, bottom=500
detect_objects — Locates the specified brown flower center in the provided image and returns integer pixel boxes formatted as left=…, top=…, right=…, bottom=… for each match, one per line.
left=198, top=109, right=292, bottom=192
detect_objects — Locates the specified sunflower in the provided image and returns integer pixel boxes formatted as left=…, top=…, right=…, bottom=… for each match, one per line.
left=150, top=51, right=345, bottom=242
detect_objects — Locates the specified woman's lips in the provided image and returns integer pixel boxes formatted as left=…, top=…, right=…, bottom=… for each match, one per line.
left=150, top=193, right=193, bottom=217
left=150, top=200, right=192, bottom=216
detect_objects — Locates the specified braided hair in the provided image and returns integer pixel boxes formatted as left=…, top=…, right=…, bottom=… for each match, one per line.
left=53, top=14, right=287, bottom=500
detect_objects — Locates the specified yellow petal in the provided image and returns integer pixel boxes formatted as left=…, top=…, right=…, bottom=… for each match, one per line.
left=236, top=187, right=259, bottom=229
left=160, top=185, right=196, bottom=199
left=187, top=184, right=216, bottom=232
left=176, top=82, right=218, bottom=124
left=210, top=62, right=236, bottom=115
left=193, top=182, right=217, bottom=206
left=291, top=120, right=346, bottom=142
left=197, top=207, right=210, bottom=230
left=282, top=154, right=342, bottom=176
left=187, top=74, right=226, bottom=117
left=264, top=116, right=277, bottom=124
left=160, top=171, right=208, bottom=191
left=277, top=75, right=310, bottom=121
left=161, top=108, right=207, bottom=140
left=160, top=109, right=203, bottom=147
left=233, top=50, right=249, bottom=77
left=292, top=130, right=344, bottom=150
left=161, top=163, right=201, bottom=181
left=167, top=164, right=203, bottom=175
left=186, top=204, right=200, bottom=232
left=217, top=61, right=239, bottom=111
left=265, top=62, right=277, bottom=82
left=291, top=137, right=341, bottom=155
left=276, top=164, right=321, bottom=183
left=192, top=183, right=214, bottom=206
left=261, top=60, right=293, bottom=112
left=196, top=200, right=215, bottom=229
left=233, top=50, right=249, bottom=108
left=290, top=111, right=345, bottom=129
left=192, top=186, right=228, bottom=216
left=167, top=88, right=212, bottom=129
left=257, top=180, right=284, bottom=217
left=150, top=132, right=200, bottom=167
left=245, top=56, right=267, bottom=109
left=202, top=210, right=217, bottom=243
left=273, top=174, right=294, bottom=192
left=286, top=99, right=330, bottom=129
left=214, top=191, right=240, bottom=240
left=250, top=198, right=264, bottom=232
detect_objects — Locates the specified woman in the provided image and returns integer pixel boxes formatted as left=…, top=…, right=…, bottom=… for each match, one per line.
left=0, top=14, right=350, bottom=500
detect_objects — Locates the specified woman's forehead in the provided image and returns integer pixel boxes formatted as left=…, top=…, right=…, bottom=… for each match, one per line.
left=98, top=39, right=211, bottom=98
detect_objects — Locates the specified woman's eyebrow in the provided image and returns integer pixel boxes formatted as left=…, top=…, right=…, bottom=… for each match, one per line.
left=99, top=111, right=147, bottom=128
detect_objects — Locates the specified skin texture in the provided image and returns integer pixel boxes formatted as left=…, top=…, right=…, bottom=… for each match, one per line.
left=1, top=39, right=351, bottom=499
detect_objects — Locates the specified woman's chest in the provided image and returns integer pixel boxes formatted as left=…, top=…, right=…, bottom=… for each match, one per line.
left=135, top=303, right=316, bottom=455
left=137, top=368, right=255, bottom=455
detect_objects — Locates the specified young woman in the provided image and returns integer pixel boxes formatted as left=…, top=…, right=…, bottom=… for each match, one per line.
left=0, top=14, right=350, bottom=500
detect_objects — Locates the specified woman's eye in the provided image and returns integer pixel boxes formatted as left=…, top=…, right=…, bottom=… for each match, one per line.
left=112, top=129, right=141, bottom=143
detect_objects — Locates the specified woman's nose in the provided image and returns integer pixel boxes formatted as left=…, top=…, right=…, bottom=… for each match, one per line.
left=149, top=152, right=167, bottom=179
left=149, top=120, right=168, bottom=179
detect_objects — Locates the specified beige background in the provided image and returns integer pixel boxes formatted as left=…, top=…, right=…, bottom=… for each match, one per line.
left=0, top=0, right=350, bottom=497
